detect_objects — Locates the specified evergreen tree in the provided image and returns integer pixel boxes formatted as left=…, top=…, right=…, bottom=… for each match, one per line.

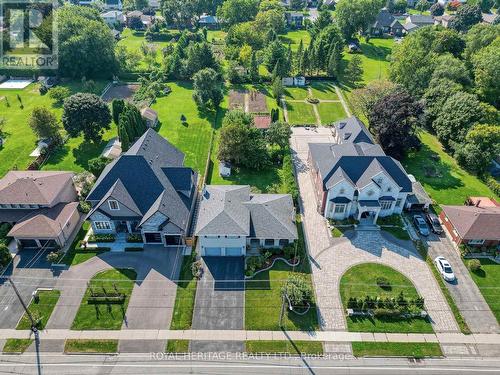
left=296, top=39, right=304, bottom=75
left=250, top=51, right=259, bottom=82
left=111, top=99, right=125, bottom=125
left=118, top=119, right=130, bottom=152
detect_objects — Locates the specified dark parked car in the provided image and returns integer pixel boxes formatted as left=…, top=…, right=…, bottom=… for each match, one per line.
left=426, top=213, right=443, bottom=234
left=413, top=215, right=430, bottom=236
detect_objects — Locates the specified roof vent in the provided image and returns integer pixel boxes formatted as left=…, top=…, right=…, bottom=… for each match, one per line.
left=339, top=122, right=347, bottom=129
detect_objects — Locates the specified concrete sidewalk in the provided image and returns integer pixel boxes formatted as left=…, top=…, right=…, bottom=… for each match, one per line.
left=4, top=329, right=500, bottom=345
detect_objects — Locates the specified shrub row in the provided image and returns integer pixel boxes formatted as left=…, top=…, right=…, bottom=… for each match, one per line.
left=126, top=234, right=143, bottom=243
left=347, top=292, right=425, bottom=312
left=88, top=234, right=115, bottom=243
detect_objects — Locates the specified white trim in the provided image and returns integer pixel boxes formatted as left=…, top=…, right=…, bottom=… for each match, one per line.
left=94, top=221, right=111, bottom=230
left=108, top=200, right=120, bottom=210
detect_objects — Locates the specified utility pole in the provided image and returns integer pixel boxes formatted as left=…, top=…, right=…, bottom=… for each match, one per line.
left=279, top=293, right=293, bottom=328
left=8, top=278, right=38, bottom=333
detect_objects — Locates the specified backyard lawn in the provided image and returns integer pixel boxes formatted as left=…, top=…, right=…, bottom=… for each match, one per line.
left=284, top=86, right=309, bottom=100
left=317, top=102, right=346, bottom=124
left=340, top=263, right=434, bottom=333
left=245, top=219, right=319, bottom=331
left=170, top=254, right=197, bottom=330
left=310, top=81, right=339, bottom=100
left=352, top=342, right=442, bottom=358
left=71, top=268, right=137, bottom=330
left=17, top=290, right=60, bottom=330
left=152, top=82, right=217, bottom=174
left=0, top=80, right=108, bottom=177
left=467, top=259, right=500, bottom=324
left=286, top=101, right=317, bottom=125
left=402, top=131, right=498, bottom=205
left=279, top=30, right=311, bottom=52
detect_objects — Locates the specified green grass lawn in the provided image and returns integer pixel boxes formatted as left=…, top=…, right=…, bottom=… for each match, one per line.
left=17, top=290, right=60, bottom=330
left=166, top=339, right=190, bottom=353
left=279, top=30, right=311, bottom=52
left=206, top=30, right=227, bottom=43
left=2, top=339, right=33, bottom=353
left=317, top=102, right=347, bottom=125
left=284, top=87, right=309, bottom=100
left=352, top=342, right=442, bottom=358
left=286, top=101, right=317, bottom=125
left=0, top=80, right=108, bottom=178
left=246, top=340, right=323, bottom=355
left=340, top=263, right=433, bottom=333
left=170, top=254, right=197, bottom=330
left=468, top=259, right=500, bottom=324
left=310, top=81, right=339, bottom=100
left=152, top=82, right=217, bottom=174
left=245, top=219, right=318, bottom=331
left=402, top=131, right=498, bottom=205
left=64, top=339, right=118, bottom=353
left=59, top=222, right=108, bottom=266
left=71, top=268, right=137, bottom=330
left=381, top=226, right=411, bottom=241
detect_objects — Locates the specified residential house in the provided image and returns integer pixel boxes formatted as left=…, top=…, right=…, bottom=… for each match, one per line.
left=482, top=13, right=499, bottom=25
left=440, top=197, right=500, bottom=248
left=86, top=129, right=198, bottom=247
left=371, top=8, right=404, bottom=36
left=199, top=13, right=219, bottom=29
left=0, top=171, right=81, bottom=249
left=437, top=0, right=466, bottom=6
left=434, top=14, right=454, bottom=28
left=148, top=0, right=160, bottom=9
left=308, top=117, right=413, bottom=224
left=141, top=107, right=159, bottom=128
left=285, top=12, right=304, bottom=28
left=194, top=185, right=298, bottom=256
left=101, top=10, right=126, bottom=26
left=404, top=14, right=434, bottom=33
left=77, top=0, right=122, bottom=9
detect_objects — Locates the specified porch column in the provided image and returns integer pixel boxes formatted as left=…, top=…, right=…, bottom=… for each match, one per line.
left=126, top=221, right=132, bottom=233
left=374, top=209, right=380, bottom=224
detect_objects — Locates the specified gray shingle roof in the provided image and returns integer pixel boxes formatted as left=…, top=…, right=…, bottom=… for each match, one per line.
left=334, top=117, right=375, bottom=144
left=407, top=15, right=434, bottom=24
left=87, top=129, right=197, bottom=233
left=373, top=8, right=395, bottom=28
left=195, top=185, right=298, bottom=240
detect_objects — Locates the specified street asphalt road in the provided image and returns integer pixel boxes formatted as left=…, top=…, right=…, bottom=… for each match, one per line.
left=1, top=353, right=500, bottom=374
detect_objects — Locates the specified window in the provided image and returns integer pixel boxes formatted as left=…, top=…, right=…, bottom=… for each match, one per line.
left=108, top=200, right=119, bottom=210
left=334, top=204, right=346, bottom=213
left=380, top=201, right=392, bottom=210
left=94, top=221, right=111, bottom=230
left=387, top=187, right=392, bottom=192
left=265, top=239, right=275, bottom=246
left=395, top=198, right=402, bottom=207
left=468, top=239, right=485, bottom=245
left=339, top=188, right=345, bottom=194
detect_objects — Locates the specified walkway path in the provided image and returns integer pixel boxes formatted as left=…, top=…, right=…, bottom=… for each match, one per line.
left=334, top=85, right=351, bottom=116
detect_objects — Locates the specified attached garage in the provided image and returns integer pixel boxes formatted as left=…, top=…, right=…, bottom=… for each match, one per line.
left=225, top=247, right=243, bottom=256
left=164, top=235, right=181, bottom=246
left=19, top=239, right=38, bottom=248
left=144, top=232, right=162, bottom=243
left=204, top=247, right=222, bottom=256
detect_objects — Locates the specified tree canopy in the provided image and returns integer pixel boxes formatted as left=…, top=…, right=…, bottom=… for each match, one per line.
left=335, top=0, right=385, bottom=40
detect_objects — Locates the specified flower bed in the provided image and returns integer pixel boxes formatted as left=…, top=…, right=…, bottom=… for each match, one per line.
left=245, top=256, right=300, bottom=279
left=87, top=234, right=115, bottom=243
left=126, top=234, right=143, bottom=243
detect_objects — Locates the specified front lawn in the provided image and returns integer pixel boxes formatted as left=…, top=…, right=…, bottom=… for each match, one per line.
left=170, top=254, right=197, bottom=330
left=467, top=259, right=500, bottom=324
left=64, top=339, right=118, bottom=353
left=402, top=131, right=497, bottom=204
left=352, top=342, right=442, bottom=358
left=286, top=102, right=317, bottom=125
left=246, top=340, right=323, bottom=355
left=2, top=339, right=33, bottom=353
left=317, top=102, right=346, bottom=125
left=340, top=263, right=433, bottom=333
left=17, top=290, right=60, bottom=330
left=166, top=339, right=190, bottom=353
left=332, top=226, right=353, bottom=237
left=381, top=226, right=411, bottom=241
left=71, top=268, right=137, bottom=330
left=152, top=82, right=217, bottom=174
left=59, top=222, right=108, bottom=266
left=245, top=219, right=318, bottom=331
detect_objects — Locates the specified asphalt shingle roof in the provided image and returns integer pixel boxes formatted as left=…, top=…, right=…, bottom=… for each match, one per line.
left=442, top=205, right=500, bottom=241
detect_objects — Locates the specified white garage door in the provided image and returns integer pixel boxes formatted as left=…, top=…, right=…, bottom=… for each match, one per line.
left=205, top=247, right=222, bottom=256
left=225, top=247, right=243, bottom=256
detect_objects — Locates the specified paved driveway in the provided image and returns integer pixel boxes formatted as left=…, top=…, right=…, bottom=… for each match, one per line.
left=190, top=257, right=244, bottom=352
left=290, top=129, right=459, bottom=333
left=425, top=233, right=499, bottom=334
left=46, top=245, right=183, bottom=330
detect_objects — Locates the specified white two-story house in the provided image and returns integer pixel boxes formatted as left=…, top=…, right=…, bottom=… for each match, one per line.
left=308, top=117, right=413, bottom=224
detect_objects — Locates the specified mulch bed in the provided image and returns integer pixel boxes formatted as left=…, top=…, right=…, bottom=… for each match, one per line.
left=229, top=89, right=246, bottom=110
left=248, top=90, right=268, bottom=113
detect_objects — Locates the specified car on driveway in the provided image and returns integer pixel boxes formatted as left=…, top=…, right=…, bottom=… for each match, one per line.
left=426, top=213, right=443, bottom=234
left=413, top=215, right=430, bottom=236
left=434, top=256, right=456, bottom=282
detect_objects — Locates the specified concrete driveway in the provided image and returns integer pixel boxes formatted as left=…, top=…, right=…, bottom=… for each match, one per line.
left=190, top=257, right=245, bottom=352
left=46, top=245, right=183, bottom=331
left=425, top=233, right=499, bottom=334
left=290, top=128, right=460, bottom=333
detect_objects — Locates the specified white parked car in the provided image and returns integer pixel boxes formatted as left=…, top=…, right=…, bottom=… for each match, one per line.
left=434, top=256, right=456, bottom=282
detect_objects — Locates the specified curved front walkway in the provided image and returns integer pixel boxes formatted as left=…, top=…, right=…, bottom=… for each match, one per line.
left=46, top=246, right=183, bottom=330
left=290, top=129, right=459, bottom=333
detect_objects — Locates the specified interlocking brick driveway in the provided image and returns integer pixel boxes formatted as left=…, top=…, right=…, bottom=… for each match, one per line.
left=290, top=128, right=460, bottom=333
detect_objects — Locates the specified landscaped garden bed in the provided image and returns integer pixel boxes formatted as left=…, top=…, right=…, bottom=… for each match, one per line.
left=340, top=263, right=433, bottom=333
left=87, top=234, right=115, bottom=243
left=71, top=268, right=137, bottom=330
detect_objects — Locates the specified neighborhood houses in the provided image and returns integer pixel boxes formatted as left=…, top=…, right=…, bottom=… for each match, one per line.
left=0, top=0, right=499, bottom=366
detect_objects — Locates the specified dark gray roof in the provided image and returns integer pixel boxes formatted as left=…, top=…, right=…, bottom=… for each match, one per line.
left=331, top=196, right=351, bottom=203
left=194, top=185, right=298, bottom=240
left=87, top=129, right=197, bottom=232
left=407, top=15, right=434, bottom=24
left=379, top=196, right=396, bottom=201
left=334, top=117, right=375, bottom=144
left=359, top=200, right=381, bottom=207
left=373, top=8, right=395, bottom=28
